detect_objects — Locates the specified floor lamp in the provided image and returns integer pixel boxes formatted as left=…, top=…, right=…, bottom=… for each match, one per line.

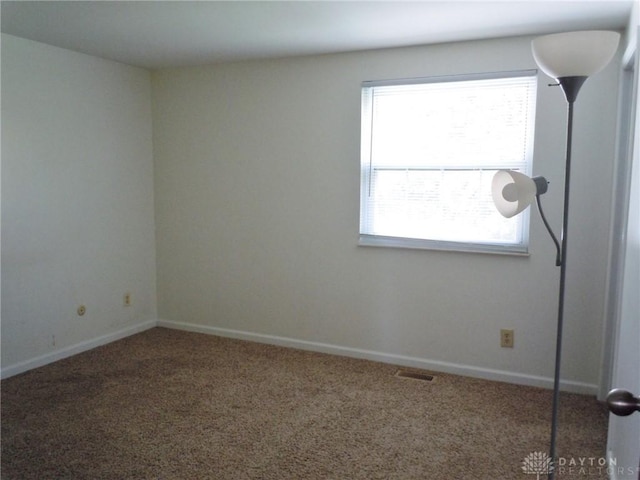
left=491, top=31, right=620, bottom=479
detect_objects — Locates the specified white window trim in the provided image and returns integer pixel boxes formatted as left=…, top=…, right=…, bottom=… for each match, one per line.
left=358, top=234, right=531, bottom=256
left=359, top=69, right=538, bottom=255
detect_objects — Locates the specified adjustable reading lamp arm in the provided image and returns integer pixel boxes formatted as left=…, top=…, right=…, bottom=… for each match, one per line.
left=535, top=194, right=562, bottom=267
left=491, top=172, right=561, bottom=266
left=531, top=176, right=562, bottom=267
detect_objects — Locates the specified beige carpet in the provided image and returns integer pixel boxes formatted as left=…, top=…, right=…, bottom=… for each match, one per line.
left=1, top=327, right=608, bottom=479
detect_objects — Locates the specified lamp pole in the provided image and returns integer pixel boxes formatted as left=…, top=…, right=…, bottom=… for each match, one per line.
left=548, top=76, right=586, bottom=480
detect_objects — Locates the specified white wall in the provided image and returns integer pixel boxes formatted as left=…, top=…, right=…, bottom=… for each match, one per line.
left=152, top=35, right=621, bottom=392
left=1, top=34, right=157, bottom=374
left=0, top=31, right=621, bottom=391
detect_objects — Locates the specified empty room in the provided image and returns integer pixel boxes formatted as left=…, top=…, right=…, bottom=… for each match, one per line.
left=2, top=1, right=639, bottom=478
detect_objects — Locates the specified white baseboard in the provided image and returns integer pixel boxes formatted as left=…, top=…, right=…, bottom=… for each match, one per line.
left=1, top=320, right=157, bottom=379
left=157, top=319, right=597, bottom=395
left=2, top=318, right=598, bottom=395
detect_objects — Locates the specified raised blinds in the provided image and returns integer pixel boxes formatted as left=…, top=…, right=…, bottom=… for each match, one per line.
left=359, top=71, right=538, bottom=253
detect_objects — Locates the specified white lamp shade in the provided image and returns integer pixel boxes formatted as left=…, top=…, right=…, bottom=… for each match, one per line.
left=531, top=30, right=620, bottom=79
left=492, top=170, right=537, bottom=218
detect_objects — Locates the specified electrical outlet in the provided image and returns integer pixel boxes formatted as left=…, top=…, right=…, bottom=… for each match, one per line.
left=501, top=329, right=514, bottom=348
left=124, top=292, right=131, bottom=307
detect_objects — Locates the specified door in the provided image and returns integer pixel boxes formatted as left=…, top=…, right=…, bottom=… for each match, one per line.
left=606, top=33, right=640, bottom=480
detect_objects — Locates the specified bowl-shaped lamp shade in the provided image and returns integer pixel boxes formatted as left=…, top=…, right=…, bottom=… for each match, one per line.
left=532, top=30, right=620, bottom=79
left=492, top=170, right=538, bottom=218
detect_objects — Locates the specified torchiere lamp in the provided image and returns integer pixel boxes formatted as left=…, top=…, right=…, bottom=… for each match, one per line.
left=492, top=31, right=620, bottom=479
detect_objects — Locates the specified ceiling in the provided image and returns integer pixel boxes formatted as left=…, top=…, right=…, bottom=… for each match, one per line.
left=1, top=1, right=634, bottom=69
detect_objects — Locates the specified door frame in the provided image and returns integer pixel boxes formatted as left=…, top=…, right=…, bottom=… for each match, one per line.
left=599, top=33, right=638, bottom=401
left=600, top=26, right=640, bottom=480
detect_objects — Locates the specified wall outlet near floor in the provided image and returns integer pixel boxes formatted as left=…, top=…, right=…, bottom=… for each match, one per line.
left=124, top=292, right=131, bottom=307
left=500, top=329, right=514, bottom=348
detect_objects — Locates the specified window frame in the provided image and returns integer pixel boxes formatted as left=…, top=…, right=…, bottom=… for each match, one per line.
left=359, top=69, right=538, bottom=255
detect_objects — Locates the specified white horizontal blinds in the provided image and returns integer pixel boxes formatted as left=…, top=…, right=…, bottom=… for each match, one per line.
left=361, top=72, right=537, bottom=246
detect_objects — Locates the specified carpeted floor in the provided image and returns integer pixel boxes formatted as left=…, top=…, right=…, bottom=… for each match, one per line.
left=1, top=327, right=609, bottom=479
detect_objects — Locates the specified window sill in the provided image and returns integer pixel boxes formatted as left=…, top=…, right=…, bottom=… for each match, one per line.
left=358, top=234, right=530, bottom=257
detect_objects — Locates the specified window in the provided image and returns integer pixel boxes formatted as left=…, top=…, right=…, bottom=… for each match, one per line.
left=359, top=70, right=537, bottom=254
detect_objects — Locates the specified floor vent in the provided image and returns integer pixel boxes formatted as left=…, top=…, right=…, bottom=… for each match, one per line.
left=394, top=370, right=435, bottom=382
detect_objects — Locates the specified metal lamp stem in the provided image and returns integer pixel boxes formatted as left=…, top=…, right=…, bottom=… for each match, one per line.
left=548, top=92, right=576, bottom=480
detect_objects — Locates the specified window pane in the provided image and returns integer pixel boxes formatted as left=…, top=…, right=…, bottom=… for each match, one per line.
left=371, top=80, right=534, bottom=168
left=367, top=169, right=523, bottom=244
